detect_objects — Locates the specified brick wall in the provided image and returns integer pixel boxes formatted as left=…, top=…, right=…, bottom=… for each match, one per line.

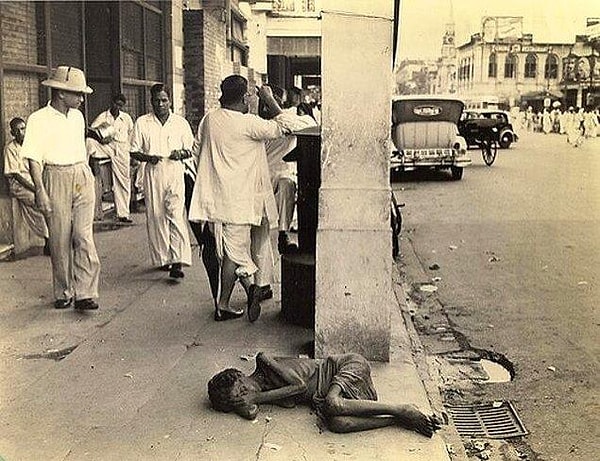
left=0, top=2, right=43, bottom=244
left=183, top=3, right=265, bottom=130
left=202, top=6, right=229, bottom=114
left=1, top=2, right=40, bottom=66
left=183, top=10, right=205, bottom=132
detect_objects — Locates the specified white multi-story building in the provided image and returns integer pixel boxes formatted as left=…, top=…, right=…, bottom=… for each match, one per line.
left=455, top=17, right=598, bottom=110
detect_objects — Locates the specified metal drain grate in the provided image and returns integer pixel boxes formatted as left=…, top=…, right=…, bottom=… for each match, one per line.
left=446, top=401, right=528, bottom=439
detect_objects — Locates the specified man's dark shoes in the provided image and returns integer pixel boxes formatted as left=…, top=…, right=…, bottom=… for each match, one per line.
left=257, top=284, right=273, bottom=301
left=278, top=232, right=298, bottom=254
left=74, top=298, right=99, bottom=310
left=169, top=263, right=184, bottom=279
left=158, top=264, right=171, bottom=271
left=214, top=308, right=244, bottom=321
left=247, top=284, right=262, bottom=323
left=54, top=298, right=73, bottom=309
left=117, top=217, right=134, bottom=224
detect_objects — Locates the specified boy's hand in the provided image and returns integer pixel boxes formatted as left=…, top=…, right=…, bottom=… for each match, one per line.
left=230, top=392, right=256, bottom=407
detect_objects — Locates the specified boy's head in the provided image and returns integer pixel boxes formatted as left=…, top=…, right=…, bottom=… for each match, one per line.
left=9, top=117, right=26, bottom=144
left=207, top=368, right=259, bottom=420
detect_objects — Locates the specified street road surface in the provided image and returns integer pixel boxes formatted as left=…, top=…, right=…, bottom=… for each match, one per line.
left=393, top=131, right=599, bottom=461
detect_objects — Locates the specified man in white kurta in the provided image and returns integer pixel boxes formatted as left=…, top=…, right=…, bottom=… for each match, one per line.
left=265, top=104, right=318, bottom=254
left=130, top=84, right=193, bottom=280
left=86, top=93, right=134, bottom=222
left=189, top=76, right=295, bottom=322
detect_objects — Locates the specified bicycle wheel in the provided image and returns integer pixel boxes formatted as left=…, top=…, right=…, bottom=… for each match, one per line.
left=482, top=140, right=498, bottom=166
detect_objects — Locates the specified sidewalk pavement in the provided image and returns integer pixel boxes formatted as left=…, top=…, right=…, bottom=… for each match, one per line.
left=0, top=216, right=456, bottom=461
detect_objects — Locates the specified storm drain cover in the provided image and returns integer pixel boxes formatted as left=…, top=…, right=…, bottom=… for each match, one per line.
left=446, top=401, right=528, bottom=439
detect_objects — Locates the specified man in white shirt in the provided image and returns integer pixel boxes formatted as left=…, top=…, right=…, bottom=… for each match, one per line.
left=264, top=87, right=317, bottom=254
left=130, top=83, right=194, bottom=280
left=86, top=93, right=134, bottom=223
left=189, top=75, right=295, bottom=323
left=21, top=66, right=100, bottom=310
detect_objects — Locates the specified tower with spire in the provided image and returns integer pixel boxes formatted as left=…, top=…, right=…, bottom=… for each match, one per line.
left=437, top=0, right=457, bottom=93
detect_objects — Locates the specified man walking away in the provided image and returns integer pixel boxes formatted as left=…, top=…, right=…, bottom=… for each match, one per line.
left=189, top=75, right=299, bottom=323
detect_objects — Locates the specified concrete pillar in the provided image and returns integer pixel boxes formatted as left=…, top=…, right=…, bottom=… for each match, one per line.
left=315, top=1, right=394, bottom=362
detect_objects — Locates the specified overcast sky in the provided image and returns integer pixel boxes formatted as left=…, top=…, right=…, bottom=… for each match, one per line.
left=398, top=0, right=600, bottom=61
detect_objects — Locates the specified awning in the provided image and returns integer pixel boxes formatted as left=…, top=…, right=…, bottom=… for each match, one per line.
left=520, top=90, right=563, bottom=100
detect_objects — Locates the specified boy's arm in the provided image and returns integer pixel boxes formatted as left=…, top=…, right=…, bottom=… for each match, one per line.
left=246, top=353, right=308, bottom=405
left=6, top=173, right=36, bottom=192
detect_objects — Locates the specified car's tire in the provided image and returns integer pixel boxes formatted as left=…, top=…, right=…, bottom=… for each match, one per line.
left=450, top=166, right=463, bottom=180
left=499, top=132, right=513, bottom=149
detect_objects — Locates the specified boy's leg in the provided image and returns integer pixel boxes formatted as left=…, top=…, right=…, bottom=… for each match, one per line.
left=325, top=384, right=441, bottom=437
left=325, top=415, right=397, bottom=434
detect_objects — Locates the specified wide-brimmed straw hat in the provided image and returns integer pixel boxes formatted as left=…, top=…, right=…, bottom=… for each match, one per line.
left=42, top=66, right=93, bottom=94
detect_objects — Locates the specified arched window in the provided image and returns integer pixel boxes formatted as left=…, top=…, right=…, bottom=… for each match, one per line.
left=504, top=53, right=517, bottom=78
left=545, top=54, right=558, bottom=79
left=488, top=52, right=497, bottom=78
left=524, top=53, right=537, bottom=78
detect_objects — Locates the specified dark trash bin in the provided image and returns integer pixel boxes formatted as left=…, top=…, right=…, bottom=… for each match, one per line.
left=281, top=126, right=320, bottom=328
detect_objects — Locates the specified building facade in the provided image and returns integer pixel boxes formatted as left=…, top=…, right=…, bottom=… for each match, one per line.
left=395, top=17, right=600, bottom=111
left=455, top=17, right=598, bottom=110
left=265, top=0, right=321, bottom=99
left=0, top=0, right=267, bottom=255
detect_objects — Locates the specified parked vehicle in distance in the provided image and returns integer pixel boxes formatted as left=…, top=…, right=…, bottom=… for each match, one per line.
left=391, top=95, right=470, bottom=180
left=458, top=109, right=519, bottom=149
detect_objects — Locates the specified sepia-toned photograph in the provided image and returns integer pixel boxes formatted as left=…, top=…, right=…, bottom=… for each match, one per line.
left=0, top=1, right=598, bottom=460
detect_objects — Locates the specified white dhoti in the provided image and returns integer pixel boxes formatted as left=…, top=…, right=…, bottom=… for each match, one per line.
left=143, top=160, right=192, bottom=268
left=8, top=180, right=49, bottom=240
left=251, top=217, right=274, bottom=286
left=272, top=176, right=296, bottom=232
left=209, top=216, right=273, bottom=284
left=86, top=138, right=131, bottom=218
left=212, top=222, right=257, bottom=278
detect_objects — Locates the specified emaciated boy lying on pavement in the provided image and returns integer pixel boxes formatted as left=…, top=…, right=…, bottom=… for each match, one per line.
left=208, top=352, right=443, bottom=436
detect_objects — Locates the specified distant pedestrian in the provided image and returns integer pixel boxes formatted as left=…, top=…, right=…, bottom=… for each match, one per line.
left=525, top=106, right=534, bottom=132
left=583, top=108, right=598, bottom=138
left=86, top=93, right=134, bottom=223
left=566, top=107, right=584, bottom=147
left=21, top=66, right=100, bottom=310
left=542, top=109, right=552, bottom=134
left=130, top=83, right=194, bottom=280
left=3, top=117, right=49, bottom=256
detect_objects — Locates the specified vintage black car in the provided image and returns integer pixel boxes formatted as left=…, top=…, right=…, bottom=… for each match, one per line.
left=458, top=109, right=519, bottom=149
